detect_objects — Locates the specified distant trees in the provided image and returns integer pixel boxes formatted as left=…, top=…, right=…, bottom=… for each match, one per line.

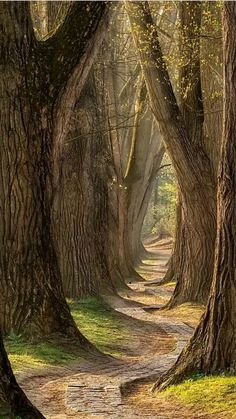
left=104, top=7, right=166, bottom=284
left=142, top=157, right=177, bottom=240
left=154, top=1, right=236, bottom=388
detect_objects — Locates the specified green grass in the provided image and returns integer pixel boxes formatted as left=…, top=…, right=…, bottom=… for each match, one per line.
left=161, top=373, right=236, bottom=417
left=5, top=297, right=128, bottom=372
left=69, top=297, right=128, bottom=357
left=162, top=281, right=176, bottom=287
left=5, top=332, right=79, bottom=372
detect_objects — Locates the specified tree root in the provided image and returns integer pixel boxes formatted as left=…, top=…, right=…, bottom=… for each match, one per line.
left=152, top=331, right=204, bottom=392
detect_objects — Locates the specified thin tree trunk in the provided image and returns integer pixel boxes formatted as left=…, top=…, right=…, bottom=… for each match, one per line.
left=160, top=192, right=182, bottom=284
left=154, top=1, right=236, bottom=390
left=124, top=79, right=164, bottom=268
left=105, top=60, right=142, bottom=282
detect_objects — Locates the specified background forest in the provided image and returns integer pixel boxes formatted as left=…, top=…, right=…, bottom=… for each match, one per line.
left=0, top=1, right=235, bottom=419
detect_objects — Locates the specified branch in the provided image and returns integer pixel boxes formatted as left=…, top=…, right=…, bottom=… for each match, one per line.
left=157, top=163, right=172, bottom=172
left=45, top=1, right=108, bottom=95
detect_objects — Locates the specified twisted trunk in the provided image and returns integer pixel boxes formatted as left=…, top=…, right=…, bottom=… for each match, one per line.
left=154, top=3, right=236, bottom=389
left=0, top=1, right=107, bottom=338
left=126, top=1, right=216, bottom=304
left=55, top=77, right=114, bottom=298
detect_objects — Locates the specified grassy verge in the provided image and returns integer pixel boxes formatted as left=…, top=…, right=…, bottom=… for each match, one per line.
left=159, top=374, right=236, bottom=417
left=162, top=281, right=176, bottom=287
left=5, top=333, right=79, bottom=372
left=5, top=297, right=128, bottom=372
left=69, top=297, right=128, bottom=357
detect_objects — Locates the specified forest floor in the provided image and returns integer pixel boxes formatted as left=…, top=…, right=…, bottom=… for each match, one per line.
left=13, top=239, right=236, bottom=419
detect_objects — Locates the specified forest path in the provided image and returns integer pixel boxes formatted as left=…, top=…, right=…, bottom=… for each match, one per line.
left=19, top=240, right=196, bottom=419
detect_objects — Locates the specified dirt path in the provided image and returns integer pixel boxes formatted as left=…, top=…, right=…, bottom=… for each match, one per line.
left=18, top=242, right=195, bottom=418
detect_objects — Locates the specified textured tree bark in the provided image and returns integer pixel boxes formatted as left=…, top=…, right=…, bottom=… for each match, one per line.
left=153, top=1, right=236, bottom=390
left=126, top=1, right=217, bottom=305
left=0, top=1, right=107, bottom=338
left=42, top=1, right=113, bottom=299
left=0, top=334, right=43, bottom=418
left=165, top=1, right=217, bottom=306
left=55, top=75, right=115, bottom=298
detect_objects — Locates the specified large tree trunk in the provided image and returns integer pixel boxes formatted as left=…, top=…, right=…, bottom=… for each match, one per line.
left=55, top=75, right=114, bottom=298
left=126, top=1, right=216, bottom=305
left=0, top=334, right=43, bottom=418
left=35, top=2, right=114, bottom=299
left=154, top=1, right=236, bottom=390
left=165, top=1, right=217, bottom=306
left=0, top=1, right=107, bottom=338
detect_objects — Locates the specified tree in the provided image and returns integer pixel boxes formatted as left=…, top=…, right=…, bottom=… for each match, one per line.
left=0, top=334, right=43, bottom=418
left=104, top=6, right=170, bottom=284
left=107, top=70, right=164, bottom=281
left=153, top=0, right=236, bottom=390
left=0, top=1, right=107, bottom=337
left=125, top=1, right=217, bottom=305
left=31, top=1, right=114, bottom=300
left=55, top=73, right=115, bottom=298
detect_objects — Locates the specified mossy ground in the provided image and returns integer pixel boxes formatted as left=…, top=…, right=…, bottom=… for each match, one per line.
left=5, top=333, right=78, bottom=372
left=69, top=297, right=128, bottom=357
left=159, top=373, right=236, bottom=417
left=126, top=374, right=236, bottom=418
left=5, top=297, right=128, bottom=372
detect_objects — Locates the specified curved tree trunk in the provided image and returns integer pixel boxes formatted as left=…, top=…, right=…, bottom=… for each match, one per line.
left=154, top=3, right=236, bottom=389
left=0, top=334, right=43, bottom=418
left=0, top=1, right=107, bottom=339
left=55, top=75, right=115, bottom=298
left=165, top=1, right=217, bottom=306
left=126, top=1, right=217, bottom=305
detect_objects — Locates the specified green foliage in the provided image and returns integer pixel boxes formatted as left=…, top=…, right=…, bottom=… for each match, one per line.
left=161, top=374, right=236, bottom=416
left=143, top=153, right=177, bottom=238
left=5, top=298, right=128, bottom=372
